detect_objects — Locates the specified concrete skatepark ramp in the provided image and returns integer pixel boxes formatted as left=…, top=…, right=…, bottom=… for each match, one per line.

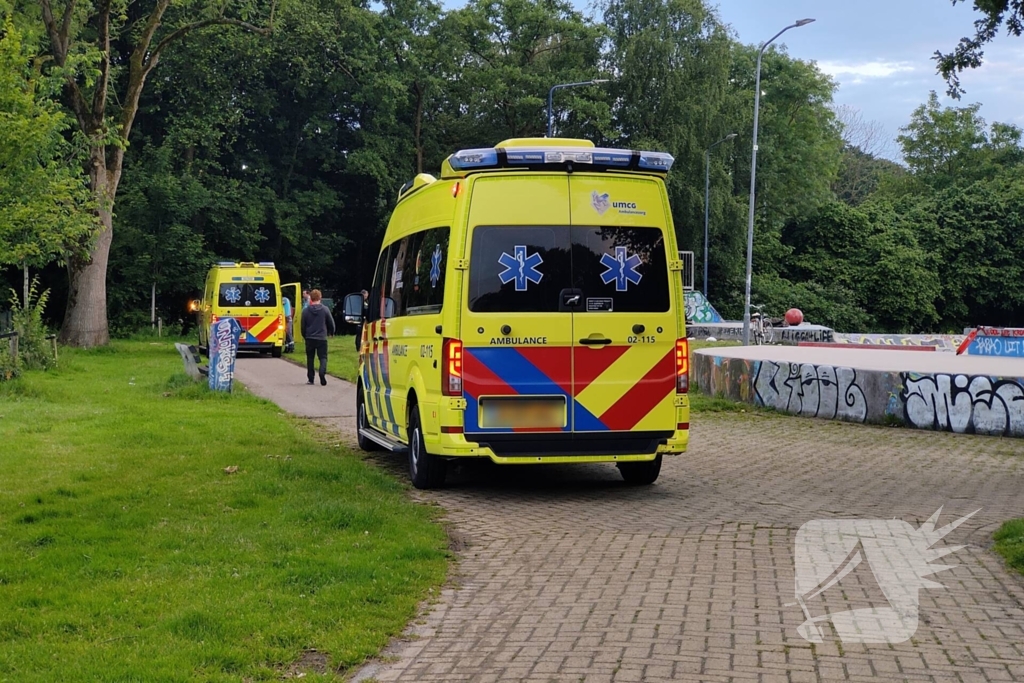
left=693, top=345, right=1024, bottom=438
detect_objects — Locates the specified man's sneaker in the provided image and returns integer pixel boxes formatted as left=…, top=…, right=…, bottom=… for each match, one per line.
left=306, top=380, right=314, bottom=385
left=320, top=377, right=327, bottom=386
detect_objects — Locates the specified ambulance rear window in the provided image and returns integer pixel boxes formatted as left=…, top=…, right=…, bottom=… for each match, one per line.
left=572, top=226, right=670, bottom=313
left=468, top=226, right=570, bottom=313
left=218, top=283, right=277, bottom=307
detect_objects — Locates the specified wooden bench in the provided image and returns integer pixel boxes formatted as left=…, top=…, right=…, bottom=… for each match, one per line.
left=175, top=343, right=209, bottom=380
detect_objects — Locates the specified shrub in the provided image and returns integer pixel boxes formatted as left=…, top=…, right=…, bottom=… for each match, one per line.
left=9, top=278, right=56, bottom=371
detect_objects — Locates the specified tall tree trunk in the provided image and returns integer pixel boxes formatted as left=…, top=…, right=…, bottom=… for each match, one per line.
left=59, top=150, right=114, bottom=347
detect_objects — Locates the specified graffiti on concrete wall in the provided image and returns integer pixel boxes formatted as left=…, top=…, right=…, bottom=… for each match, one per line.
left=966, top=328, right=1024, bottom=358
left=692, top=355, right=757, bottom=403
left=684, top=291, right=724, bottom=324
left=901, top=374, right=1024, bottom=437
left=754, top=361, right=868, bottom=422
left=833, top=333, right=966, bottom=352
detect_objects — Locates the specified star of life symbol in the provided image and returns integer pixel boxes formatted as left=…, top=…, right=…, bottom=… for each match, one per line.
left=430, top=245, right=443, bottom=288
left=498, top=245, right=543, bottom=292
left=223, top=286, right=242, bottom=304
left=600, top=246, right=642, bottom=292
left=253, top=286, right=271, bottom=304
left=791, top=507, right=979, bottom=644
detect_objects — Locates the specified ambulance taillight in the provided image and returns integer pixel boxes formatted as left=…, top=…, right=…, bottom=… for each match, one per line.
left=675, top=338, right=689, bottom=393
left=442, top=338, right=463, bottom=396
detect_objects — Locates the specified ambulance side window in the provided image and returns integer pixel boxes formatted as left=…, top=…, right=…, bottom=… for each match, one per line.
left=404, top=227, right=449, bottom=316
left=368, top=245, right=391, bottom=323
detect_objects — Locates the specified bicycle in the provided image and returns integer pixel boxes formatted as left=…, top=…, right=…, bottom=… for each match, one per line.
left=750, top=304, right=774, bottom=345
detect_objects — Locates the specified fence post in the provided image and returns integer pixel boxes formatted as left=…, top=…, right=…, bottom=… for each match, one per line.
left=158, top=318, right=163, bottom=337
left=9, top=333, right=18, bottom=362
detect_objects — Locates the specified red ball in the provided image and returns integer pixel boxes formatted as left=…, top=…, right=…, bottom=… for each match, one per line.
left=785, top=308, right=804, bottom=326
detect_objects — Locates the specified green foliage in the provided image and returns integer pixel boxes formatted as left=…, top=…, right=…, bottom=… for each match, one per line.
left=994, top=517, right=1024, bottom=576
left=8, top=278, right=55, bottom=370
left=935, top=0, right=1024, bottom=98
left=0, top=14, right=95, bottom=269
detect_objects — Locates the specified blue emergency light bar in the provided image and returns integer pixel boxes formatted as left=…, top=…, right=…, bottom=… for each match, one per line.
left=217, top=261, right=237, bottom=267
left=449, top=145, right=673, bottom=173
left=258, top=261, right=275, bottom=267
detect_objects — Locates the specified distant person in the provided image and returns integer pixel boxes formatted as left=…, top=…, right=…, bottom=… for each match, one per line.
left=356, top=289, right=369, bottom=351
left=282, top=295, right=294, bottom=352
left=301, top=290, right=335, bottom=385
left=302, top=289, right=311, bottom=309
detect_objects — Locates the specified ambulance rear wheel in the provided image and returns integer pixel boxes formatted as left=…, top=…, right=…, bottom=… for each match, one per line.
left=356, top=386, right=380, bottom=453
left=271, top=346, right=282, bottom=358
left=408, top=405, right=446, bottom=490
left=618, top=455, right=662, bottom=485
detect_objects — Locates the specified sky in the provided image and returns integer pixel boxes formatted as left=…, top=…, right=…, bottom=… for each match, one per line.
left=439, top=0, right=1024, bottom=162
left=713, top=0, right=1024, bottom=160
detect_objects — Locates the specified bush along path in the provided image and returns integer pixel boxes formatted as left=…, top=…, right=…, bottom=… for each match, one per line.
left=0, top=341, right=448, bottom=682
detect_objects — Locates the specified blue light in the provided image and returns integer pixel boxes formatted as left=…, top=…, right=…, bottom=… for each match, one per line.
left=450, top=148, right=499, bottom=169
left=592, top=149, right=633, bottom=167
left=638, top=151, right=674, bottom=171
left=505, top=150, right=547, bottom=164
left=218, top=261, right=236, bottom=267
left=258, top=261, right=275, bottom=267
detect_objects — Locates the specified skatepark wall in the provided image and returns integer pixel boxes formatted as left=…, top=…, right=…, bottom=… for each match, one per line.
left=692, top=351, right=1024, bottom=438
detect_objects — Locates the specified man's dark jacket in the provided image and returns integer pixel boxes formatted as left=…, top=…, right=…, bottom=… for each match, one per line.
left=301, top=303, right=336, bottom=341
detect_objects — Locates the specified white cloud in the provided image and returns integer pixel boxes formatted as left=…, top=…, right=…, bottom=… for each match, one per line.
left=817, top=60, right=917, bottom=83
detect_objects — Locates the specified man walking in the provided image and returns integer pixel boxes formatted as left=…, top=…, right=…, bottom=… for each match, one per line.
left=301, top=289, right=335, bottom=385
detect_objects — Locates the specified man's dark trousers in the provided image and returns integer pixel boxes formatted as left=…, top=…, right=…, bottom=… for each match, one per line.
left=306, top=339, right=328, bottom=383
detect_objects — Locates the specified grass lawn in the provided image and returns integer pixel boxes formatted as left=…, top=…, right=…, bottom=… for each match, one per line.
left=0, top=341, right=447, bottom=682
left=286, top=336, right=360, bottom=383
left=994, top=519, right=1024, bottom=576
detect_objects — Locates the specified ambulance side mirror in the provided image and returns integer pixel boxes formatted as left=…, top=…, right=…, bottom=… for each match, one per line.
left=188, top=299, right=201, bottom=313
left=343, top=293, right=364, bottom=325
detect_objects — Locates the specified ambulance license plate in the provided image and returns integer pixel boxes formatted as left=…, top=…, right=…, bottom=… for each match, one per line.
left=481, top=397, right=565, bottom=429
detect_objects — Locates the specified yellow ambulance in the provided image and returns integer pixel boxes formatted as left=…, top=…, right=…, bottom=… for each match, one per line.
left=197, top=262, right=287, bottom=357
left=342, top=138, right=690, bottom=489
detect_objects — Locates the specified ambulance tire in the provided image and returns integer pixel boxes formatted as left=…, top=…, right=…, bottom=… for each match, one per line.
left=271, top=346, right=282, bottom=358
left=617, top=455, right=662, bottom=485
left=356, top=386, right=381, bottom=453
left=408, top=405, right=446, bottom=490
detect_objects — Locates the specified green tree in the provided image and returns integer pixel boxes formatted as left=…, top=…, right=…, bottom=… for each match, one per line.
left=0, top=14, right=94, bottom=276
left=32, top=0, right=278, bottom=347
left=936, top=0, right=1024, bottom=98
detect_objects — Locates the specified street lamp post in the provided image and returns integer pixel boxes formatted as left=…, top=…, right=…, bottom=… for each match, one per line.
left=547, top=80, right=610, bottom=138
left=742, top=18, right=815, bottom=345
left=704, top=133, right=737, bottom=298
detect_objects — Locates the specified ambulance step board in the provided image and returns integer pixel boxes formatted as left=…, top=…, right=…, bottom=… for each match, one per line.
left=359, top=427, right=408, bottom=454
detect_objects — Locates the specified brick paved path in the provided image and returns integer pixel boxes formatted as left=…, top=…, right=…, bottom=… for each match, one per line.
left=360, top=413, right=1024, bottom=683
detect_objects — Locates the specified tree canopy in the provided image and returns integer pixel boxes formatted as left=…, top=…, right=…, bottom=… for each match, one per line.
left=3, top=0, right=1023, bottom=336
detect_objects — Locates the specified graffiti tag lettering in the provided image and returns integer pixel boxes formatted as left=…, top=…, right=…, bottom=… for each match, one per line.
left=901, top=374, right=1024, bottom=437
left=754, top=361, right=867, bottom=422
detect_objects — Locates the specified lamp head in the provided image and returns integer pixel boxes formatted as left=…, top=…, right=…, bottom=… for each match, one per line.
left=726, top=133, right=738, bottom=140
left=794, top=18, right=815, bottom=27
left=590, top=79, right=610, bottom=84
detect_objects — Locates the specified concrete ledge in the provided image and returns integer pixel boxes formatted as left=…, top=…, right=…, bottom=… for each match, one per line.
left=693, top=346, right=1024, bottom=438
left=688, top=322, right=833, bottom=343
